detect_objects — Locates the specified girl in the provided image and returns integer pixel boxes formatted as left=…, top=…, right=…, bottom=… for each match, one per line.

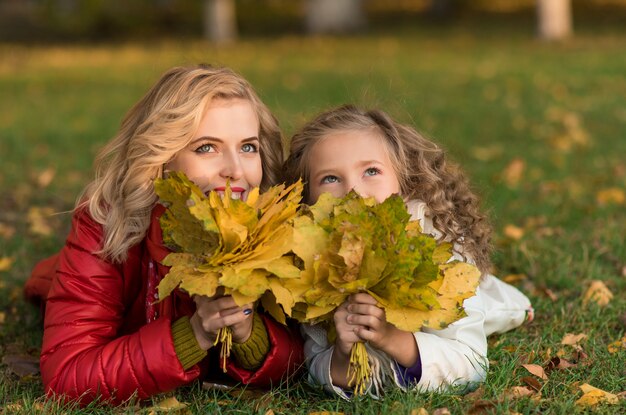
left=24, top=65, right=304, bottom=405
left=282, top=104, right=532, bottom=398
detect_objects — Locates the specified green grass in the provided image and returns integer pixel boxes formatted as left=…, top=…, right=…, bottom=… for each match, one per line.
left=1, top=23, right=625, bottom=414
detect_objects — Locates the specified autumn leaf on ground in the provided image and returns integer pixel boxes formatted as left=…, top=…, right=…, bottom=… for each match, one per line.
left=0, top=311, right=6, bottom=324
left=146, top=396, right=190, bottom=413
left=1, top=354, right=40, bottom=378
left=595, top=187, right=625, bottom=206
left=503, top=386, right=539, bottom=401
left=308, top=412, right=345, bottom=415
left=502, top=158, right=525, bottom=188
left=521, top=376, right=543, bottom=392
left=0, top=256, right=14, bottom=272
left=0, top=222, right=16, bottom=239
left=607, top=335, right=626, bottom=354
left=522, top=364, right=548, bottom=380
left=503, top=224, right=524, bottom=241
left=561, top=333, right=588, bottom=346
left=575, top=383, right=619, bottom=407
left=409, top=409, right=428, bottom=415
left=27, top=207, right=55, bottom=236
left=545, top=356, right=576, bottom=372
left=502, top=274, right=526, bottom=284
left=582, top=280, right=613, bottom=307
left=36, top=167, right=56, bottom=188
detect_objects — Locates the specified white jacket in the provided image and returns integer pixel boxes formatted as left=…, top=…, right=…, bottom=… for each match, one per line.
left=302, top=200, right=533, bottom=399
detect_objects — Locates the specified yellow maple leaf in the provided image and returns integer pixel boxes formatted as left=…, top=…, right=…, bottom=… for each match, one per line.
left=607, top=335, right=626, bottom=354
left=575, top=383, right=619, bottom=406
left=582, top=280, right=613, bottom=307
left=0, top=257, right=14, bottom=272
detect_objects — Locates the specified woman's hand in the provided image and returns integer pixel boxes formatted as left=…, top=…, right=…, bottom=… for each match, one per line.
left=190, top=295, right=254, bottom=350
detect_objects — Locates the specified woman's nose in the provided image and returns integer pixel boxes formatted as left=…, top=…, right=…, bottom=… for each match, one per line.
left=219, top=151, right=243, bottom=180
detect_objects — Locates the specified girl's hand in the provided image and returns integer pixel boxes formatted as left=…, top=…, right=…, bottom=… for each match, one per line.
left=333, top=300, right=362, bottom=357
left=344, top=293, right=393, bottom=350
left=190, top=295, right=254, bottom=350
left=344, top=293, right=419, bottom=367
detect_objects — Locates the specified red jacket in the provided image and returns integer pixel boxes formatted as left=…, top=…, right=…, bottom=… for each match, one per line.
left=24, top=206, right=304, bottom=405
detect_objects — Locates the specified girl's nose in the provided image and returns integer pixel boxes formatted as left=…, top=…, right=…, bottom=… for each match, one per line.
left=351, top=182, right=369, bottom=199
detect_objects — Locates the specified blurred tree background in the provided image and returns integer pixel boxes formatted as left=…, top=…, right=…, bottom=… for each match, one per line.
left=1, top=0, right=625, bottom=43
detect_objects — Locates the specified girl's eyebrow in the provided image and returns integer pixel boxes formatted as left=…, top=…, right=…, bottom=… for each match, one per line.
left=356, top=160, right=384, bottom=167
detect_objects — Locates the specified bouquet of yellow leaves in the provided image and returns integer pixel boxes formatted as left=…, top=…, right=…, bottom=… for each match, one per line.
left=154, top=172, right=303, bottom=371
left=283, top=192, right=481, bottom=395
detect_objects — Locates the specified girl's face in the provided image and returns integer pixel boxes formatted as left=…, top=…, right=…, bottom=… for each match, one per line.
left=307, top=129, right=401, bottom=203
left=166, top=98, right=262, bottom=201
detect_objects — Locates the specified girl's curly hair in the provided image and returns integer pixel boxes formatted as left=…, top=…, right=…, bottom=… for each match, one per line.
left=282, top=104, right=493, bottom=274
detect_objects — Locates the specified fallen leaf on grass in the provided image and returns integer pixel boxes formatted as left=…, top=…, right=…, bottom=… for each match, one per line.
left=504, top=224, right=524, bottom=240
left=464, top=386, right=485, bottom=401
left=522, top=364, right=547, bottom=380
left=607, top=335, right=626, bottom=354
left=575, top=383, right=619, bottom=406
left=502, top=158, right=525, bottom=188
left=0, top=256, right=14, bottom=272
left=409, top=409, right=428, bottom=415
left=309, top=412, right=345, bottom=415
left=0, top=222, right=16, bottom=239
left=503, top=386, right=539, bottom=400
left=520, top=376, right=543, bottom=392
left=561, top=333, right=587, bottom=346
left=27, top=207, right=55, bottom=237
left=0, top=311, right=5, bottom=324
left=467, top=400, right=497, bottom=415
left=2, top=354, right=40, bottom=377
left=541, top=288, right=559, bottom=302
left=545, top=356, right=576, bottom=371
left=432, top=409, right=451, bottom=415
left=502, top=274, right=526, bottom=284
left=146, top=396, right=189, bottom=413
left=264, top=410, right=275, bottom=415
left=582, top=280, right=613, bottom=307
left=36, top=168, right=56, bottom=188
left=595, top=188, right=625, bottom=206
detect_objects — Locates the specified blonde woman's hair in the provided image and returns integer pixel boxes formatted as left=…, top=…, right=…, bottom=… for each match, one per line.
left=80, top=64, right=283, bottom=263
left=282, top=104, right=492, bottom=274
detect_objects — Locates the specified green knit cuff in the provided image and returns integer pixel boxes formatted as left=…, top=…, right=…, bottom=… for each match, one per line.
left=231, top=314, right=270, bottom=371
left=172, top=316, right=207, bottom=371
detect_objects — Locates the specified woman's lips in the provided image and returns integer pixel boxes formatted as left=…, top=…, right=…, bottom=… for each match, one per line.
left=210, top=186, right=246, bottom=200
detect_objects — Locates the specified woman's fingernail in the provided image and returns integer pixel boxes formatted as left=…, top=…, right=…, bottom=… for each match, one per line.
left=243, top=309, right=252, bottom=315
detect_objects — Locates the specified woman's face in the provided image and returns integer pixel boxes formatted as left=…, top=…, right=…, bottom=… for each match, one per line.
left=166, top=98, right=262, bottom=201
left=307, top=128, right=401, bottom=203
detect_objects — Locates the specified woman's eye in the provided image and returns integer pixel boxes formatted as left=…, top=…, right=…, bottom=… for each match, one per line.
left=321, top=175, right=339, bottom=184
left=195, top=143, right=215, bottom=153
left=241, top=143, right=258, bottom=153
left=364, top=167, right=380, bottom=176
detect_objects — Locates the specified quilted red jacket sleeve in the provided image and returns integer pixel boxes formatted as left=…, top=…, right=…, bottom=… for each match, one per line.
left=39, top=208, right=305, bottom=405
left=40, top=210, right=200, bottom=405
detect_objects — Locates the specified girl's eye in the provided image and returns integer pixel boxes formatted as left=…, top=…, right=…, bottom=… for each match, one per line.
left=241, top=143, right=258, bottom=153
left=195, top=143, right=215, bottom=153
left=364, top=167, right=380, bottom=176
left=321, top=175, right=339, bottom=184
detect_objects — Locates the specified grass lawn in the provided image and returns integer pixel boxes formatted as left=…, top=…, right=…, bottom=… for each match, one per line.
left=1, top=21, right=625, bottom=414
